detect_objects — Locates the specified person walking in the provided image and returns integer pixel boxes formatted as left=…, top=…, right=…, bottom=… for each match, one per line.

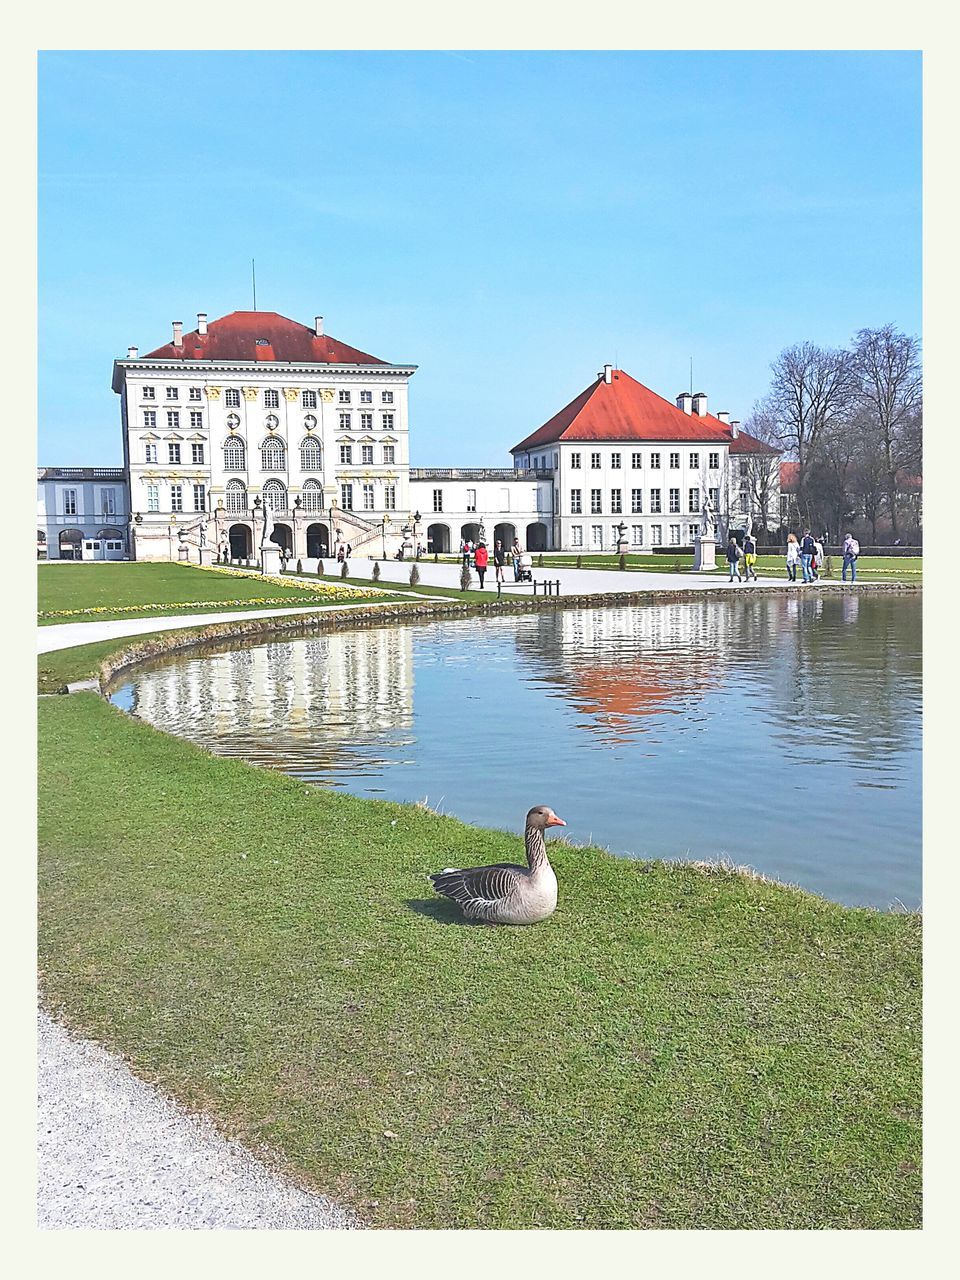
left=842, top=532, right=860, bottom=582
left=785, top=533, right=800, bottom=582
left=474, top=541, right=489, bottom=589
left=493, top=539, right=506, bottom=583
left=799, top=529, right=816, bottom=583
left=742, top=531, right=758, bottom=581
left=511, top=537, right=523, bottom=581
left=812, top=535, right=825, bottom=580
left=461, top=539, right=472, bottom=568
left=726, top=535, right=742, bottom=583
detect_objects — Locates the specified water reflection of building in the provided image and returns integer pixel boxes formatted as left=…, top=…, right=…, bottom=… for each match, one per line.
left=130, top=626, right=414, bottom=747
left=511, top=603, right=733, bottom=734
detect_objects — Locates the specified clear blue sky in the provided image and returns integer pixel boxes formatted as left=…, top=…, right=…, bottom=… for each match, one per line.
left=38, top=50, right=920, bottom=466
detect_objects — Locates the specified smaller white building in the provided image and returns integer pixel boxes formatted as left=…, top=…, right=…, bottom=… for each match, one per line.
left=37, top=467, right=130, bottom=560
left=511, top=364, right=780, bottom=551
left=408, top=468, right=554, bottom=553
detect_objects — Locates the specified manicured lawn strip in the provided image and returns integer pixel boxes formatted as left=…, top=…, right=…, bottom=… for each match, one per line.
left=38, top=562, right=382, bottom=622
left=435, top=553, right=920, bottom=580
left=38, top=693, right=921, bottom=1229
left=38, top=595, right=397, bottom=627
left=284, top=569, right=483, bottom=601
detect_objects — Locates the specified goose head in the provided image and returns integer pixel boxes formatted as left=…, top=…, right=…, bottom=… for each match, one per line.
left=526, top=805, right=567, bottom=831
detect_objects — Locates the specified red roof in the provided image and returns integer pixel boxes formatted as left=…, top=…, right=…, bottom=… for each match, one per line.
left=512, top=369, right=776, bottom=453
left=142, top=311, right=389, bottom=365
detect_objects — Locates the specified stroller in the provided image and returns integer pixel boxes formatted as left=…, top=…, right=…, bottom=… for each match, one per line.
left=515, top=552, right=533, bottom=583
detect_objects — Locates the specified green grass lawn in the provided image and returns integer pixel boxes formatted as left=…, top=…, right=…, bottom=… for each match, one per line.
left=435, top=552, right=921, bottom=580
left=38, top=562, right=387, bottom=624
left=38, top=693, right=921, bottom=1229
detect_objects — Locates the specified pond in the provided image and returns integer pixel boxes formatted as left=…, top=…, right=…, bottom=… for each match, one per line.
left=109, top=594, right=921, bottom=910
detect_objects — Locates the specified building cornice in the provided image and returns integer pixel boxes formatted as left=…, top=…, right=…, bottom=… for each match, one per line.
left=112, top=358, right=417, bottom=392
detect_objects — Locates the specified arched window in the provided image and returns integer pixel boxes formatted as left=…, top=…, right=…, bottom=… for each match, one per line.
left=262, top=479, right=288, bottom=513
left=261, top=437, right=286, bottom=470
left=223, top=436, right=246, bottom=471
left=225, top=480, right=247, bottom=513
left=224, top=388, right=241, bottom=408
left=301, top=479, right=324, bottom=511
left=300, top=436, right=322, bottom=472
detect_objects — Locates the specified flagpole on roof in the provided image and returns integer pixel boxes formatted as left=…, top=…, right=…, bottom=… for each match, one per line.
left=690, top=356, right=693, bottom=395
left=252, top=258, right=257, bottom=311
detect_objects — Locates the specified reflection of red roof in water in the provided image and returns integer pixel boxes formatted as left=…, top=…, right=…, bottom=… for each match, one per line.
left=559, top=659, right=720, bottom=735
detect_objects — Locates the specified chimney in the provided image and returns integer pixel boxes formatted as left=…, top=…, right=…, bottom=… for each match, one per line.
left=731, top=420, right=741, bottom=440
left=691, top=391, right=708, bottom=417
left=127, top=345, right=138, bottom=360
left=172, top=321, right=183, bottom=348
left=716, top=410, right=730, bottom=424
left=197, top=312, right=208, bottom=335
left=315, top=315, right=324, bottom=337
left=676, top=392, right=693, bottom=414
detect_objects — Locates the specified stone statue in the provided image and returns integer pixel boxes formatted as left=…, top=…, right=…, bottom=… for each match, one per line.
left=700, top=494, right=717, bottom=538
left=198, top=520, right=207, bottom=549
left=478, top=519, right=487, bottom=545
left=260, top=499, right=275, bottom=549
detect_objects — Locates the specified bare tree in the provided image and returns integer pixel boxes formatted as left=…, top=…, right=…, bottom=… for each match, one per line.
left=851, top=325, right=922, bottom=538
left=849, top=423, right=888, bottom=543
left=763, top=342, right=855, bottom=502
left=738, top=408, right=783, bottom=538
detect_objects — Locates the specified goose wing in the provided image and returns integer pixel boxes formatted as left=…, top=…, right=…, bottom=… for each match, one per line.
left=429, top=862, right=526, bottom=913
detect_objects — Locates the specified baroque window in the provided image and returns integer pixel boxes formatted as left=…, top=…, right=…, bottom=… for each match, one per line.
left=300, top=436, right=322, bottom=471
left=261, top=437, right=286, bottom=470
left=223, top=437, right=246, bottom=470
left=262, top=478, right=287, bottom=512
left=301, top=479, right=323, bottom=511
left=225, top=479, right=247, bottom=513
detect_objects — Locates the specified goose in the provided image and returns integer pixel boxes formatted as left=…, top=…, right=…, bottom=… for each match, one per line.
left=428, top=805, right=567, bottom=925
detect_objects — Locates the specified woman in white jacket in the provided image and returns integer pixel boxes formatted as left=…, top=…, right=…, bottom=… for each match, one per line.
left=785, top=533, right=800, bottom=582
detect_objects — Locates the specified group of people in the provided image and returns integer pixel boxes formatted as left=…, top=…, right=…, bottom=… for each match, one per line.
left=725, top=530, right=862, bottom=584
left=460, top=537, right=526, bottom=587
left=724, top=531, right=760, bottom=583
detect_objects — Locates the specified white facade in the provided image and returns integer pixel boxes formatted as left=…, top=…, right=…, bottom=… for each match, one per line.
left=512, top=441, right=725, bottom=552
left=408, top=469, right=554, bottom=553
left=113, top=314, right=416, bottom=563
left=37, top=467, right=130, bottom=560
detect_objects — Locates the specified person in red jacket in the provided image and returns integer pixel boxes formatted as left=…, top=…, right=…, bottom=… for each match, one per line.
left=473, top=541, right=489, bottom=588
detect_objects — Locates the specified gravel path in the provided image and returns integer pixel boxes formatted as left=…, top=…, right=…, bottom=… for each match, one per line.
left=37, top=1012, right=359, bottom=1229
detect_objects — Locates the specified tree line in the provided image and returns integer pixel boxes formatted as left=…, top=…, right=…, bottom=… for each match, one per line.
left=745, top=324, right=922, bottom=543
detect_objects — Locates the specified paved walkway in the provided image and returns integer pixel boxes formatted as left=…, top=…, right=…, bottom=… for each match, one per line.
left=37, top=1012, right=358, bottom=1230
left=310, top=557, right=788, bottom=597
left=38, top=599, right=423, bottom=655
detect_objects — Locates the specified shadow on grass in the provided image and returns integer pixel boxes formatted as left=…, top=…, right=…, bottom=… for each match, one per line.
left=404, top=897, right=486, bottom=927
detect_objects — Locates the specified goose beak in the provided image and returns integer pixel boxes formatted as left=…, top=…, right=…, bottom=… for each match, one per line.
left=546, top=814, right=566, bottom=827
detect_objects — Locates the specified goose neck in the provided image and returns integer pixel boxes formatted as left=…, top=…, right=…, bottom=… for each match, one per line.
left=525, top=823, right=549, bottom=871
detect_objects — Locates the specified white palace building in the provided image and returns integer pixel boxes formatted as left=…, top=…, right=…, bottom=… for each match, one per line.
left=40, top=308, right=780, bottom=559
